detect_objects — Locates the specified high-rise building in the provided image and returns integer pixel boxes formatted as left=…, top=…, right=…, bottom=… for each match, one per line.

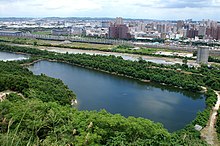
left=156, top=24, right=167, bottom=33
left=197, top=46, right=209, bottom=64
left=211, top=21, right=218, bottom=28
left=177, top=20, right=184, bottom=31
left=217, top=26, right=220, bottom=40
left=108, top=17, right=131, bottom=39
left=179, top=29, right=187, bottom=38
left=109, top=25, right=117, bottom=38
left=109, top=24, right=131, bottom=39
left=118, top=25, right=130, bottom=39
left=137, top=22, right=146, bottom=32
left=115, top=17, right=123, bottom=25
left=206, top=26, right=218, bottom=39
left=211, top=27, right=218, bottom=40
left=205, top=19, right=211, bottom=27
left=206, top=27, right=211, bottom=37
left=187, top=29, right=198, bottom=38
left=198, top=26, right=206, bottom=37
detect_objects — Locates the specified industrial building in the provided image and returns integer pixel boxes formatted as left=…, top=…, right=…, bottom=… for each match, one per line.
left=51, top=28, right=71, bottom=36
left=0, top=30, right=22, bottom=36
left=197, top=46, right=209, bottom=64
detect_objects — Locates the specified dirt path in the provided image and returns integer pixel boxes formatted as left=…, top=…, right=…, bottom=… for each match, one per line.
left=0, top=90, right=25, bottom=102
left=201, top=91, right=220, bottom=146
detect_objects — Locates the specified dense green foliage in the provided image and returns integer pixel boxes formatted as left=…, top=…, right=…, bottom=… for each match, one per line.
left=0, top=91, right=211, bottom=145
left=0, top=97, right=173, bottom=145
left=209, top=56, right=220, bottom=63
left=0, top=43, right=219, bottom=145
left=0, top=61, right=75, bottom=105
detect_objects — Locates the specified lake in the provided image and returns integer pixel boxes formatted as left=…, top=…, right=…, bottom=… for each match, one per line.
left=29, top=60, right=205, bottom=132
left=0, top=51, right=28, bottom=61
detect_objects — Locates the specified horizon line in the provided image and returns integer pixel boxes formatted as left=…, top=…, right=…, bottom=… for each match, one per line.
left=0, top=16, right=219, bottom=22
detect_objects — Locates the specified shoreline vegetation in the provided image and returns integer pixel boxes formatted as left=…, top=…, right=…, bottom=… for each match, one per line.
left=0, top=43, right=220, bottom=145
left=201, top=91, right=220, bottom=145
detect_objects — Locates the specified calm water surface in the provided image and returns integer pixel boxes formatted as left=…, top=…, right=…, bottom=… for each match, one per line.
left=0, top=51, right=28, bottom=61
left=28, top=60, right=205, bottom=132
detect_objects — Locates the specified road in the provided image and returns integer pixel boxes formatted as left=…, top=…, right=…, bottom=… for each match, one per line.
left=201, top=91, right=220, bottom=146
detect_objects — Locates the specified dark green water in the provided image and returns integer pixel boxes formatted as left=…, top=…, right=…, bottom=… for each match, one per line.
left=28, top=60, right=205, bottom=132
left=0, top=51, right=28, bottom=61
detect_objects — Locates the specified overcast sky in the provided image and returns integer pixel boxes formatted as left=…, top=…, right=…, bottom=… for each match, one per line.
left=0, top=0, right=220, bottom=20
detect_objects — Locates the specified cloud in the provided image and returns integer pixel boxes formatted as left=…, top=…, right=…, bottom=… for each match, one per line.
left=135, top=0, right=220, bottom=8
left=0, top=0, right=102, bottom=17
left=0, top=0, right=219, bottom=20
left=28, top=3, right=43, bottom=7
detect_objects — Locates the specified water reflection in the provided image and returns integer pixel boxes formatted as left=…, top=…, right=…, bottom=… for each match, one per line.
left=29, top=60, right=205, bottom=132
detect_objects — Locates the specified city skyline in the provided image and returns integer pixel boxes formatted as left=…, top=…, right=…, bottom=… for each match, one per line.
left=0, top=0, right=220, bottom=21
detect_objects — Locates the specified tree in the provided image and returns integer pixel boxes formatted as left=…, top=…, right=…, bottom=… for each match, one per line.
left=182, top=57, right=188, bottom=66
left=33, top=41, right=38, bottom=46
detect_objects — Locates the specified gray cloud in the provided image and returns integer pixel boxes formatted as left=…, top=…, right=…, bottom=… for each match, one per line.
left=27, top=3, right=43, bottom=7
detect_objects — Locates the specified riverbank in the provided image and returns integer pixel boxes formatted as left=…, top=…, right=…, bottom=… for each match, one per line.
left=9, top=43, right=220, bottom=67
left=9, top=43, right=194, bottom=65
